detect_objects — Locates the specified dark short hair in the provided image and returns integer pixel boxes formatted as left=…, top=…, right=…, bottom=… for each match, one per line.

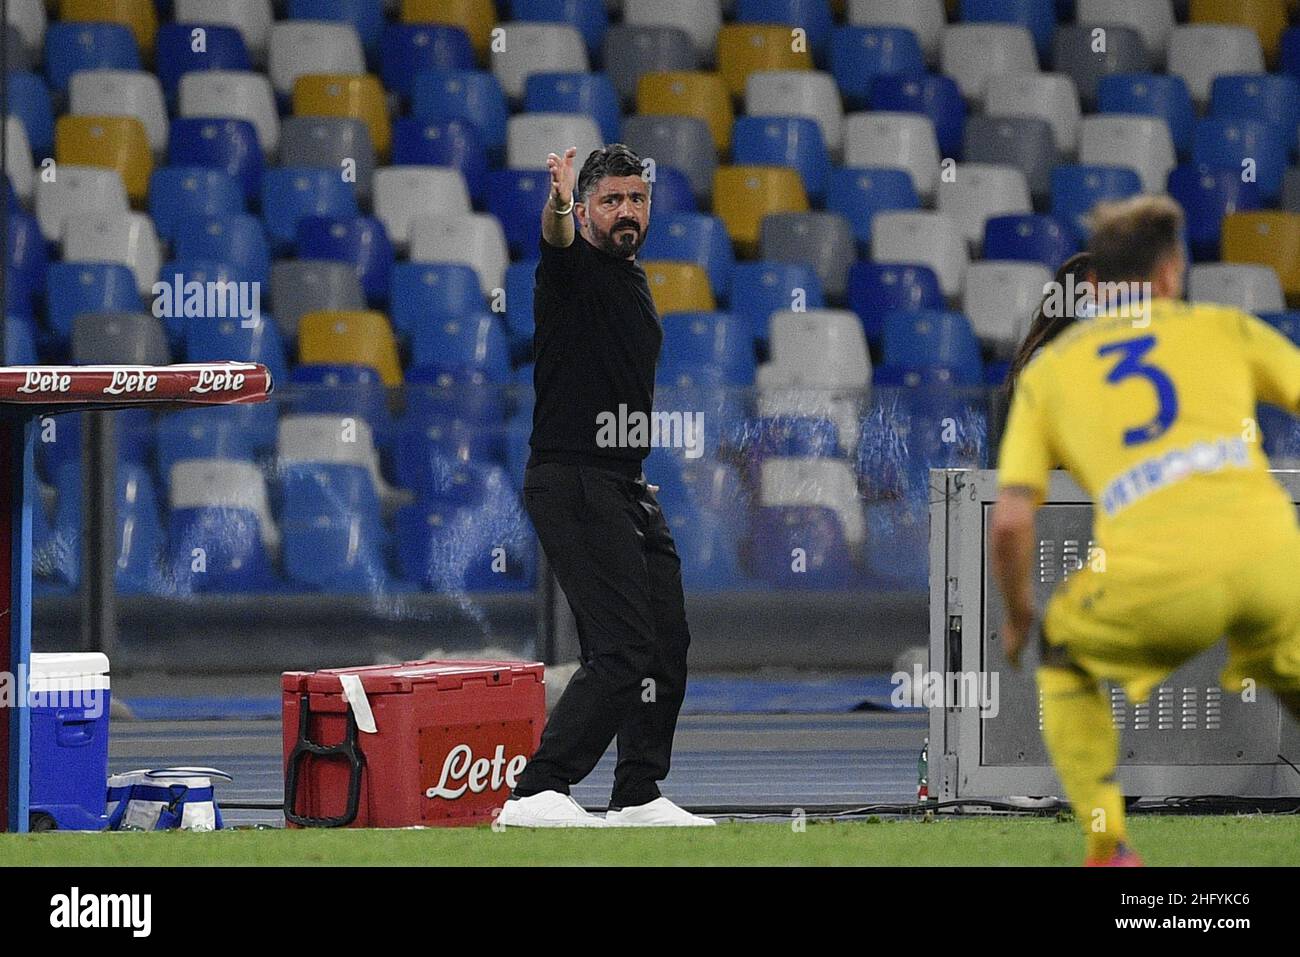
left=1087, top=195, right=1184, bottom=283
left=576, top=143, right=648, bottom=205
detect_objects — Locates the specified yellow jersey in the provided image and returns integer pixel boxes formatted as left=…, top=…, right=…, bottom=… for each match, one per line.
left=998, top=297, right=1300, bottom=586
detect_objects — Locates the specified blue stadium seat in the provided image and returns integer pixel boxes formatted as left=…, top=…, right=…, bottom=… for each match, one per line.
left=1283, top=27, right=1300, bottom=81
left=654, top=361, right=743, bottom=457
left=829, top=26, right=925, bottom=109
left=732, top=116, right=832, bottom=205
left=982, top=213, right=1079, bottom=270
left=1210, top=74, right=1300, bottom=156
left=640, top=212, right=735, bottom=300
left=295, top=215, right=394, bottom=306
left=660, top=312, right=754, bottom=386
left=513, top=0, right=609, bottom=54
left=44, top=465, right=84, bottom=591
left=406, top=364, right=505, bottom=426
left=154, top=23, right=250, bottom=105
left=667, top=505, right=747, bottom=591
left=381, top=26, right=476, bottom=99
left=5, top=315, right=38, bottom=365
left=37, top=414, right=82, bottom=485
left=1050, top=164, right=1143, bottom=244
left=391, top=117, right=488, bottom=203
left=1259, top=403, right=1300, bottom=461
left=45, top=262, right=139, bottom=344
left=44, top=22, right=140, bottom=95
left=6, top=72, right=54, bottom=159
left=960, top=0, right=1055, bottom=58
left=281, top=462, right=389, bottom=592
left=173, top=214, right=271, bottom=289
left=741, top=415, right=841, bottom=465
left=1168, top=164, right=1263, bottom=261
left=1097, top=73, right=1194, bottom=158
left=1260, top=311, right=1300, bottom=344
left=396, top=411, right=498, bottom=483
left=168, top=118, right=264, bottom=204
left=826, top=167, right=919, bottom=255
left=864, top=498, right=928, bottom=588
left=155, top=258, right=244, bottom=346
left=113, top=463, right=165, bottom=595
left=410, top=312, right=511, bottom=381
left=502, top=259, right=537, bottom=360
left=486, top=169, right=553, bottom=259
left=289, top=0, right=384, bottom=57
left=1193, top=118, right=1287, bottom=203
left=846, top=262, right=944, bottom=343
left=647, top=166, right=697, bottom=213
left=115, top=408, right=155, bottom=469
left=396, top=498, right=534, bottom=592
left=261, top=167, right=358, bottom=252
left=524, top=72, right=621, bottom=143
left=148, top=167, right=245, bottom=243
left=411, top=70, right=509, bottom=161
left=155, top=407, right=256, bottom=493
left=728, top=262, right=825, bottom=348
left=287, top=364, right=394, bottom=448
left=869, top=72, right=966, bottom=158
left=881, top=310, right=983, bottom=385
left=6, top=210, right=48, bottom=317
left=749, top=506, right=854, bottom=589
left=168, top=507, right=276, bottom=593
left=390, top=262, right=486, bottom=343
left=737, top=0, right=834, bottom=65
left=185, top=314, right=289, bottom=386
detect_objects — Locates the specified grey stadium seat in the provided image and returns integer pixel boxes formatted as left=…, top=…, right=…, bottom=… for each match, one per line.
left=71, top=313, right=170, bottom=366
left=1282, top=167, right=1300, bottom=214
left=270, top=260, right=366, bottom=342
left=1052, top=25, right=1150, bottom=110
left=5, top=30, right=34, bottom=72
left=279, top=117, right=375, bottom=203
left=622, top=115, right=717, bottom=201
left=602, top=25, right=696, bottom=106
left=963, top=116, right=1058, bottom=202
left=760, top=212, right=856, bottom=301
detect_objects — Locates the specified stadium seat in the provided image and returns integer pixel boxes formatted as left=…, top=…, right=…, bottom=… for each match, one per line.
left=737, top=0, right=834, bottom=65
left=960, top=0, right=1055, bottom=58
left=748, top=505, right=854, bottom=590
left=295, top=216, right=393, bottom=307
left=61, top=0, right=156, bottom=60
left=713, top=166, right=810, bottom=258
left=985, top=73, right=1081, bottom=154
left=55, top=115, right=152, bottom=206
left=871, top=211, right=969, bottom=297
left=1210, top=74, right=1300, bottom=155
left=660, top=312, right=754, bottom=385
left=1051, top=25, right=1150, bottom=110
left=148, top=167, right=243, bottom=243
left=641, top=212, right=736, bottom=300
left=484, top=169, right=551, bottom=259
left=1096, top=73, right=1195, bottom=158
left=178, top=70, right=279, bottom=156
left=35, top=165, right=130, bottom=242
left=867, top=73, right=966, bottom=159
left=622, top=0, right=721, bottom=63
left=937, top=163, right=1032, bottom=249
left=963, top=261, right=1053, bottom=351
left=289, top=0, right=383, bottom=56
left=728, top=262, right=825, bottom=346
left=1167, top=26, right=1265, bottom=105
left=881, top=309, right=983, bottom=383
left=186, top=314, right=288, bottom=386
left=719, top=24, right=813, bottom=100
left=380, top=24, right=474, bottom=101
left=642, top=262, right=716, bottom=314
left=491, top=23, right=589, bottom=101
left=1282, top=168, right=1300, bottom=213
left=1192, top=117, right=1287, bottom=203
left=1050, top=164, right=1144, bottom=244
left=766, top=308, right=871, bottom=387
left=515, top=0, right=608, bottom=55
left=280, top=462, right=387, bottom=592
left=6, top=211, right=48, bottom=316
left=152, top=257, right=242, bottom=343
left=1189, top=0, right=1287, bottom=66
left=299, top=310, right=403, bottom=387
left=502, top=260, right=537, bottom=355
left=732, top=116, right=831, bottom=205
left=1078, top=115, right=1176, bottom=195
left=402, top=0, right=497, bottom=62
left=982, top=213, right=1079, bottom=270
left=506, top=114, right=603, bottom=172
left=154, top=23, right=250, bottom=105
left=4, top=118, right=33, bottom=206
left=293, top=74, right=390, bottom=160
left=260, top=167, right=359, bottom=252
left=406, top=363, right=506, bottom=428
left=410, top=311, right=510, bottom=380
left=1260, top=310, right=1300, bottom=343
left=1078, top=0, right=1176, bottom=63
left=44, top=22, right=140, bottom=96
left=69, top=69, right=168, bottom=156
left=267, top=21, right=364, bottom=99
left=941, top=24, right=1039, bottom=105
left=524, top=72, right=622, bottom=144
left=828, top=26, right=924, bottom=109
left=1221, top=212, right=1300, bottom=306
left=410, top=70, right=508, bottom=161
left=45, top=262, right=141, bottom=343
left=746, top=70, right=844, bottom=155
left=392, top=117, right=487, bottom=204
left=1187, top=263, right=1285, bottom=312
left=6, top=72, right=53, bottom=160
left=63, top=212, right=162, bottom=296
left=645, top=167, right=697, bottom=214
left=759, top=213, right=857, bottom=300
left=168, top=503, right=276, bottom=593
left=409, top=214, right=510, bottom=295
left=280, top=117, right=376, bottom=205
left=174, top=0, right=273, bottom=66
left=846, top=262, right=945, bottom=342
left=826, top=167, right=919, bottom=256
left=842, top=112, right=940, bottom=200
left=622, top=116, right=717, bottom=201
left=847, top=0, right=945, bottom=64
left=395, top=490, right=534, bottom=592
left=6, top=0, right=44, bottom=59
left=167, top=117, right=263, bottom=203
left=963, top=117, right=1057, bottom=201
left=390, top=263, right=485, bottom=343
left=286, top=364, right=393, bottom=443
left=1283, top=28, right=1300, bottom=80
left=760, top=458, right=866, bottom=548
left=639, top=71, right=734, bottom=152
left=270, top=260, right=366, bottom=341
left=373, top=166, right=472, bottom=251
left=601, top=25, right=696, bottom=106
left=1168, top=163, right=1263, bottom=261
left=71, top=312, right=169, bottom=366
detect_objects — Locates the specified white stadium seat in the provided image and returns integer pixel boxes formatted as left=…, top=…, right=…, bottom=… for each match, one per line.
left=506, top=114, right=604, bottom=171
left=962, top=260, right=1053, bottom=351
left=1167, top=26, right=1265, bottom=106
left=842, top=111, right=940, bottom=199
left=178, top=71, right=279, bottom=156
left=5, top=0, right=46, bottom=56
left=985, top=73, right=1081, bottom=153
left=746, top=71, right=845, bottom=155
left=63, top=212, right=163, bottom=297
left=276, top=414, right=395, bottom=504
left=4, top=117, right=33, bottom=206
left=847, top=0, right=945, bottom=63
left=872, top=211, right=969, bottom=297
left=1187, top=264, right=1284, bottom=314
left=623, top=0, right=721, bottom=63
left=410, top=214, right=510, bottom=294
left=1078, top=115, right=1175, bottom=194
left=765, top=309, right=871, bottom=389
left=760, top=458, right=867, bottom=548
left=267, top=21, right=365, bottom=98
left=940, top=24, right=1039, bottom=104
left=176, top=0, right=274, bottom=65
left=491, top=23, right=590, bottom=101
left=69, top=70, right=169, bottom=156
left=35, top=165, right=130, bottom=242
left=1078, top=0, right=1176, bottom=64
left=373, top=167, right=471, bottom=251
left=937, top=163, right=1032, bottom=248
left=170, top=459, right=279, bottom=552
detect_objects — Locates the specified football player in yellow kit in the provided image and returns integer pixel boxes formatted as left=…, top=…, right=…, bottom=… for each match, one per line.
left=992, top=196, right=1300, bottom=866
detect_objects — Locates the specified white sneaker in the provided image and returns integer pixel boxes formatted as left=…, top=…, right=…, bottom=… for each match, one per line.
left=604, top=797, right=716, bottom=827
left=496, top=791, right=608, bottom=828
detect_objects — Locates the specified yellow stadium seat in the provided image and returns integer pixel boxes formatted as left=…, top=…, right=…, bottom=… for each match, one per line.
left=1222, top=211, right=1300, bottom=304
left=637, top=72, right=734, bottom=152
left=401, top=0, right=496, bottom=61
left=641, top=261, right=716, bottom=314
left=293, top=74, right=392, bottom=159
left=1190, top=0, right=1288, bottom=64
left=717, top=25, right=812, bottom=98
left=298, top=310, right=403, bottom=386
left=55, top=115, right=153, bottom=206
left=61, top=0, right=157, bottom=57
left=713, top=166, right=810, bottom=257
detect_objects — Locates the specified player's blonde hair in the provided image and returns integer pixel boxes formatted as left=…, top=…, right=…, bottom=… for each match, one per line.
left=1086, top=195, right=1184, bottom=284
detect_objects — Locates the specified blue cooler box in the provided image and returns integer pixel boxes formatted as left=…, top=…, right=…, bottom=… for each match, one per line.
left=29, top=652, right=111, bottom=831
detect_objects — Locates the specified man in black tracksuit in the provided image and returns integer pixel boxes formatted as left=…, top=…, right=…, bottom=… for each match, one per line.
left=497, top=144, right=713, bottom=828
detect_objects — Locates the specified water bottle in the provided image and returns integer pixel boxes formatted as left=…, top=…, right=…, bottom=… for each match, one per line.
left=917, top=736, right=929, bottom=803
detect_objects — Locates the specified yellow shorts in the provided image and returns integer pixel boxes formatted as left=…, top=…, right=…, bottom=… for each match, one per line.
left=1042, top=535, right=1300, bottom=703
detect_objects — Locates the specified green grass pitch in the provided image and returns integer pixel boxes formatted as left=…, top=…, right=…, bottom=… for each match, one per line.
left=3, top=816, right=1298, bottom=866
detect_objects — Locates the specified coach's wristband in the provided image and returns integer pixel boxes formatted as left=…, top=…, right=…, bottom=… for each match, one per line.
left=551, top=196, right=575, bottom=216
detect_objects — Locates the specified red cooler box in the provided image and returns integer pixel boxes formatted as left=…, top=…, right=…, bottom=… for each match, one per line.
left=282, top=660, right=545, bottom=828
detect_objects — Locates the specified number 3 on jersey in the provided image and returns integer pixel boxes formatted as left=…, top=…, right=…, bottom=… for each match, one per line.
left=1097, top=335, right=1180, bottom=446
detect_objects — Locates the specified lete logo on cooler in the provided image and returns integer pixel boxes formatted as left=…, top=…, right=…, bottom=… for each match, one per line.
left=102, top=369, right=158, bottom=395
left=189, top=366, right=247, bottom=394
left=426, top=743, right=528, bottom=800
left=15, top=370, right=72, bottom=394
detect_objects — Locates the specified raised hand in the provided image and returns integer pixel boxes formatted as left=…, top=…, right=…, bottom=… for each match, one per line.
left=547, top=146, right=578, bottom=206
